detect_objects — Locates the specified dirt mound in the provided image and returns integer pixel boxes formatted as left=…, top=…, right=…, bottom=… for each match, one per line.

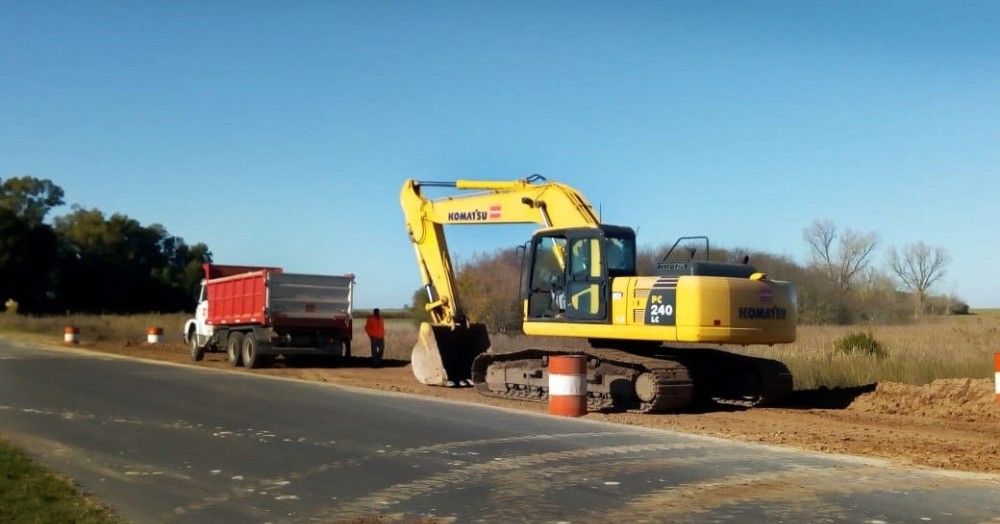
left=849, top=378, right=1000, bottom=423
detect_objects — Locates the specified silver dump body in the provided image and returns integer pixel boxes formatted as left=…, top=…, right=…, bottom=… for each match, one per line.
left=268, top=272, right=354, bottom=323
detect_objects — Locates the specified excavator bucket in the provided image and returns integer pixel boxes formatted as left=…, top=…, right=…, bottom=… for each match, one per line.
left=411, top=322, right=491, bottom=387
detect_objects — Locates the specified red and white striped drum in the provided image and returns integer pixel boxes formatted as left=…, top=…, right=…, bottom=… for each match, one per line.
left=548, top=355, right=588, bottom=417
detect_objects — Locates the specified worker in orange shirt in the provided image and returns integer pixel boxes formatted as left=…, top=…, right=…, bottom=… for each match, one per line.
left=365, top=308, right=385, bottom=367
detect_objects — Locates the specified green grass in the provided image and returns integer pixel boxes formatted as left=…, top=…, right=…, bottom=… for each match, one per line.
left=832, top=331, right=888, bottom=359
left=0, top=437, right=123, bottom=524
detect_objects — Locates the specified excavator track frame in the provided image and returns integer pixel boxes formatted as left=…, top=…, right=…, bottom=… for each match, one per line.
left=659, top=347, right=793, bottom=408
left=471, top=345, right=792, bottom=413
left=472, top=348, right=694, bottom=413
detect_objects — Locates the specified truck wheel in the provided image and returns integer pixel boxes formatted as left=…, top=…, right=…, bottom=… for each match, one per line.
left=189, top=328, right=205, bottom=362
left=227, top=332, right=245, bottom=367
left=242, top=334, right=270, bottom=369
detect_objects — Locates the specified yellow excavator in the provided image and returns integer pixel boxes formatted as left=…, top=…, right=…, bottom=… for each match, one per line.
left=401, top=175, right=797, bottom=412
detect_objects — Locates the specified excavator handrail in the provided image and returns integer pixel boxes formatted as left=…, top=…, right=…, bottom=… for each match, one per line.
left=414, top=173, right=547, bottom=190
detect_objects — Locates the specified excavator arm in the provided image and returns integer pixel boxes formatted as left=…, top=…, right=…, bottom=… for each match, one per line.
left=400, top=175, right=602, bottom=386
left=401, top=175, right=600, bottom=327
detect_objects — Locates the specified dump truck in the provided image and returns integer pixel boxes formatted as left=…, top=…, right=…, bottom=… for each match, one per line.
left=183, top=264, right=355, bottom=368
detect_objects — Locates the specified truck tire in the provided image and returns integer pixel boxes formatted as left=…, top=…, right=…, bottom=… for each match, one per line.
left=227, top=332, right=245, bottom=367
left=242, top=334, right=270, bottom=369
left=189, top=327, right=205, bottom=362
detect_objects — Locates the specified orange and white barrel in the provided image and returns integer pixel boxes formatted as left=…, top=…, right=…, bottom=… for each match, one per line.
left=64, top=326, right=80, bottom=344
left=994, top=353, right=999, bottom=404
left=146, top=327, right=164, bottom=344
left=548, top=355, right=588, bottom=417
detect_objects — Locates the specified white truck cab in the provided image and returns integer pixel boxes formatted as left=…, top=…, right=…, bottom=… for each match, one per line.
left=183, top=281, right=213, bottom=351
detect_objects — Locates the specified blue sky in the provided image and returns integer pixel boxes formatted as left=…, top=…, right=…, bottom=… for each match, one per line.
left=3, top=1, right=998, bottom=309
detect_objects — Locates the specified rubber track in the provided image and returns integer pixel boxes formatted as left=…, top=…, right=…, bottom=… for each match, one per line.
left=646, top=347, right=794, bottom=408
left=730, top=354, right=793, bottom=407
left=471, top=348, right=694, bottom=413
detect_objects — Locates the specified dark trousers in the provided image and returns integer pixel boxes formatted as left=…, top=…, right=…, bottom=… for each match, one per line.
left=369, top=337, right=385, bottom=364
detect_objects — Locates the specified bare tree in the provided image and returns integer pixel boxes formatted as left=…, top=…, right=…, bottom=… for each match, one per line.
left=854, top=266, right=908, bottom=323
left=803, top=219, right=878, bottom=293
left=888, top=242, right=950, bottom=318
left=456, top=248, right=523, bottom=333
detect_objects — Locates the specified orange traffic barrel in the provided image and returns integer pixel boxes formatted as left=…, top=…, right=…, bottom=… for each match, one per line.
left=994, top=353, right=999, bottom=404
left=548, top=355, right=588, bottom=417
left=64, top=326, right=80, bottom=344
left=146, top=327, right=164, bottom=344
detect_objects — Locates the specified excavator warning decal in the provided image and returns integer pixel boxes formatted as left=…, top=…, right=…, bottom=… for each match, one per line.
left=647, top=278, right=677, bottom=326
left=489, top=205, right=501, bottom=219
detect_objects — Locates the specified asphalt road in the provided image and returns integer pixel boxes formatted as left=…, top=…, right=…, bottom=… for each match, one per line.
left=1, top=337, right=999, bottom=524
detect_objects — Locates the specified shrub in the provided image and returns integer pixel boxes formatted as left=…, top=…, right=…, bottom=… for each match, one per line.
left=948, top=302, right=970, bottom=315
left=833, top=331, right=888, bottom=359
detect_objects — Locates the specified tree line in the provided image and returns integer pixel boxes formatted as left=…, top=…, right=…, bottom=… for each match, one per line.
left=0, top=176, right=212, bottom=314
left=411, top=220, right=959, bottom=332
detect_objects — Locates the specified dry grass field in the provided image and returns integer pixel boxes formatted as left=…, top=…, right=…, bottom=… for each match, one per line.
left=0, top=313, right=190, bottom=346
left=739, top=315, right=998, bottom=389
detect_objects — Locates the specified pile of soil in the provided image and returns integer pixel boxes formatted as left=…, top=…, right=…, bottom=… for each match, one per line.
left=848, top=378, right=999, bottom=423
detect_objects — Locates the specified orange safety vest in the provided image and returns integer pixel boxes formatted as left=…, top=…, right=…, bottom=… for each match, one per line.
left=365, top=315, right=385, bottom=339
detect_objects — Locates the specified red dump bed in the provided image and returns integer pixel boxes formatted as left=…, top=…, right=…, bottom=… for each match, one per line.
left=202, top=263, right=354, bottom=330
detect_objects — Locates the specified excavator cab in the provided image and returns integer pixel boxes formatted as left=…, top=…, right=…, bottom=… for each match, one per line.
left=524, top=225, right=636, bottom=322
left=413, top=225, right=634, bottom=387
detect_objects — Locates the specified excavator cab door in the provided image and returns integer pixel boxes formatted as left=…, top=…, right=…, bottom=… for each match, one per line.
left=563, top=231, right=608, bottom=321
left=525, top=235, right=568, bottom=318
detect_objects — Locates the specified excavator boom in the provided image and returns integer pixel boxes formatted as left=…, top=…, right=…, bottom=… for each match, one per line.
left=401, top=175, right=602, bottom=385
left=402, top=176, right=599, bottom=323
